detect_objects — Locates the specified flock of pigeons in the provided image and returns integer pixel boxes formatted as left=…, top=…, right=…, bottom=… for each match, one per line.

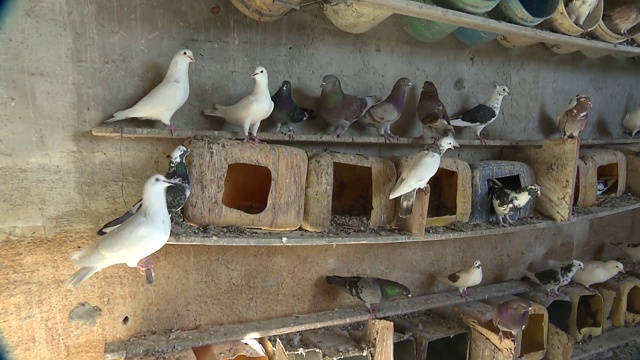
left=568, top=0, right=640, bottom=38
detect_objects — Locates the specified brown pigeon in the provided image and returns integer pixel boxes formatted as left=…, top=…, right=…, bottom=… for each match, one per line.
left=492, top=299, right=533, bottom=343
left=604, top=2, right=640, bottom=39
left=319, top=75, right=378, bottom=137
left=360, top=77, right=412, bottom=142
left=417, top=81, right=454, bottom=138
left=558, top=95, right=592, bottom=140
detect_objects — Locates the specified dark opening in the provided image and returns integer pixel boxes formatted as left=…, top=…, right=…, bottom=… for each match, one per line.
left=428, top=169, right=458, bottom=218
left=331, top=163, right=373, bottom=218
left=222, top=163, right=271, bottom=214
left=487, top=175, right=522, bottom=191
left=394, top=338, right=416, bottom=360
left=574, top=171, right=581, bottom=205
left=426, top=332, right=469, bottom=360
left=122, top=316, right=129, bottom=325
left=627, top=286, right=640, bottom=314
left=520, top=313, right=545, bottom=357
left=547, top=300, right=572, bottom=333
left=518, top=0, right=556, bottom=18
left=576, top=295, right=603, bottom=332
left=597, top=163, right=619, bottom=196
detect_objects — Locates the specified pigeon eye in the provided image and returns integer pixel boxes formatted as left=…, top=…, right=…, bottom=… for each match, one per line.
left=260, top=70, right=264, bottom=73
left=183, top=51, right=187, bottom=55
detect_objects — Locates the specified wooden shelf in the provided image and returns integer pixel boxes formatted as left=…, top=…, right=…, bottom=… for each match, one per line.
left=357, top=0, right=640, bottom=57
left=169, top=199, right=640, bottom=246
left=571, top=325, right=640, bottom=359
left=103, top=280, right=534, bottom=359
left=93, top=126, right=640, bottom=146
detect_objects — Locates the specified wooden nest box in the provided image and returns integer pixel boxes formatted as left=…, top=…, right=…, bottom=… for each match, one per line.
left=469, top=160, right=537, bottom=224
left=426, top=158, right=472, bottom=227
left=594, top=274, right=640, bottom=327
left=575, top=148, right=627, bottom=208
left=561, top=285, right=604, bottom=342
left=183, top=138, right=307, bottom=230
left=393, top=314, right=469, bottom=360
left=302, top=152, right=396, bottom=232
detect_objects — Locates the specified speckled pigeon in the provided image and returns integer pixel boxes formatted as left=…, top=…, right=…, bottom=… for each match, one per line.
left=524, top=260, right=584, bottom=297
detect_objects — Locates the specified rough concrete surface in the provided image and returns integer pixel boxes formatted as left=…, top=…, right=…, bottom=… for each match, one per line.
left=0, top=0, right=640, bottom=358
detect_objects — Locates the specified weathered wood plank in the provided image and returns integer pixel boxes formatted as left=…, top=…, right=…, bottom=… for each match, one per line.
left=104, top=281, right=535, bottom=359
left=364, top=320, right=394, bottom=360
left=571, top=325, right=640, bottom=359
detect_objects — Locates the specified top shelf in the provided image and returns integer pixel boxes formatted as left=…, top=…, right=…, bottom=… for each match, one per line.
left=357, top=0, right=640, bottom=57
left=92, top=126, right=640, bottom=146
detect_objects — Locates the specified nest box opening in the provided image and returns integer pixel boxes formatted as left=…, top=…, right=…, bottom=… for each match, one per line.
left=627, top=286, right=640, bottom=314
left=425, top=332, right=469, bottom=360
left=331, top=162, right=373, bottom=219
left=520, top=313, right=545, bottom=357
left=574, top=171, right=581, bottom=205
left=576, top=294, right=603, bottom=332
left=222, top=163, right=272, bottom=214
left=597, top=163, right=619, bottom=196
left=547, top=300, right=572, bottom=333
left=428, top=169, right=458, bottom=218
left=394, top=337, right=416, bottom=360
left=487, top=174, right=522, bottom=191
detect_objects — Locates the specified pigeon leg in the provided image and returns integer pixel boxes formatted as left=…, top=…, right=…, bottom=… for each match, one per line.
left=249, top=133, right=265, bottom=144
left=506, top=214, right=516, bottom=225
left=166, top=124, right=178, bottom=136
left=274, top=123, right=282, bottom=134
left=243, top=135, right=253, bottom=143
left=383, top=130, right=398, bottom=143
left=367, top=304, right=381, bottom=318
left=498, top=331, right=504, bottom=343
left=137, top=257, right=154, bottom=275
left=285, top=125, right=295, bottom=141
left=476, top=133, right=487, bottom=145
left=586, top=286, right=597, bottom=294
left=170, top=220, right=181, bottom=232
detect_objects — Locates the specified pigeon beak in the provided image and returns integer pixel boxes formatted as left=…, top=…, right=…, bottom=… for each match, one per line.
left=252, top=73, right=258, bottom=78
left=622, top=268, right=626, bottom=273
left=320, top=82, right=325, bottom=88
left=188, top=56, right=195, bottom=62
left=163, top=179, right=178, bottom=186
left=452, top=138, right=460, bottom=148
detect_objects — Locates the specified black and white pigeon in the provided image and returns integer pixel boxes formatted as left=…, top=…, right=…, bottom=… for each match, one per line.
left=97, top=145, right=191, bottom=235
left=524, top=260, right=584, bottom=297
left=389, top=134, right=459, bottom=218
left=492, top=298, right=533, bottom=343
left=439, top=260, right=483, bottom=299
left=507, top=184, right=541, bottom=219
left=488, top=178, right=514, bottom=226
left=325, top=276, right=411, bottom=316
left=449, top=85, right=510, bottom=144
left=270, top=80, right=315, bottom=140
left=610, top=242, right=640, bottom=261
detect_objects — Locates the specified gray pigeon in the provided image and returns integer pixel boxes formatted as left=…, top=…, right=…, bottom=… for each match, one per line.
left=524, top=260, right=584, bottom=297
left=359, top=77, right=412, bottom=142
left=97, top=145, right=191, bottom=235
left=104, top=49, right=195, bottom=136
left=325, top=275, right=411, bottom=316
left=270, top=80, right=315, bottom=140
left=319, top=75, right=378, bottom=137
left=67, top=174, right=177, bottom=288
left=492, top=299, right=533, bottom=343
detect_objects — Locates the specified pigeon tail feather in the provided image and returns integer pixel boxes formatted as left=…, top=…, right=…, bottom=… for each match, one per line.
left=67, top=267, right=100, bottom=289
left=97, top=212, right=135, bottom=235
left=325, top=275, right=360, bottom=289
left=399, top=191, right=416, bottom=218
left=203, top=106, right=221, bottom=118
left=523, top=270, right=539, bottom=284
left=105, top=107, right=150, bottom=123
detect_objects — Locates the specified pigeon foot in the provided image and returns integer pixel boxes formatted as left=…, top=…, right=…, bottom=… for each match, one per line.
left=137, top=257, right=154, bottom=275
left=285, top=130, right=295, bottom=141
left=166, top=124, right=178, bottom=137
left=383, top=131, right=398, bottom=143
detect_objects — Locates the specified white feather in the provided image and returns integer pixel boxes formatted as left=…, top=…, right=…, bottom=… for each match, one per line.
left=389, top=151, right=441, bottom=199
left=622, top=107, right=640, bottom=136
left=572, top=260, right=624, bottom=287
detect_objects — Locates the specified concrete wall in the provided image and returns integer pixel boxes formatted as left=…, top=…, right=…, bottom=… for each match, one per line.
left=1, top=0, right=639, bottom=358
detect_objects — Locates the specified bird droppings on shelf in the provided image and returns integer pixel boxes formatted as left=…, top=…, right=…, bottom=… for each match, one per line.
left=69, top=302, right=102, bottom=327
left=573, top=193, right=640, bottom=216
left=426, top=215, right=549, bottom=234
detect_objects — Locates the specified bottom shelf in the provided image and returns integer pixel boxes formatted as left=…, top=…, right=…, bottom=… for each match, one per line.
left=571, top=325, right=640, bottom=360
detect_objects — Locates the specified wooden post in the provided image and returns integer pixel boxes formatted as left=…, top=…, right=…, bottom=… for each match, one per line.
left=396, top=186, right=430, bottom=238
left=364, top=319, right=394, bottom=360
left=544, top=323, right=574, bottom=360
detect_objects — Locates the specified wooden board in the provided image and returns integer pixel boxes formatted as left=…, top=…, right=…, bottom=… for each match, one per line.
left=397, top=186, right=430, bottom=238
left=364, top=320, right=394, bottom=360
left=502, top=139, right=579, bottom=222
left=571, top=325, right=640, bottom=359
left=578, top=148, right=627, bottom=208
left=545, top=323, right=574, bottom=360
left=103, top=281, right=534, bottom=359
left=426, top=158, right=472, bottom=227
left=610, top=145, right=640, bottom=197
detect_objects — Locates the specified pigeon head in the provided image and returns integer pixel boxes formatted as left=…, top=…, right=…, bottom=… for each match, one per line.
left=167, top=145, right=191, bottom=164
left=527, top=184, right=541, bottom=197
left=177, top=49, right=195, bottom=63
left=577, top=95, right=592, bottom=108
left=514, top=299, right=533, bottom=312
left=251, top=66, right=268, bottom=81
left=280, top=81, right=292, bottom=90
left=606, top=260, right=625, bottom=274
left=142, top=174, right=177, bottom=202
left=437, top=133, right=460, bottom=153
left=422, top=81, right=437, bottom=93
left=495, top=85, right=511, bottom=97
left=394, top=77, right=413, bottom=90
left=573, top=260, right=585, bottom=271
left=473, top=260, right=482, bottom=269
left=321, top=75, right=340, bottom=89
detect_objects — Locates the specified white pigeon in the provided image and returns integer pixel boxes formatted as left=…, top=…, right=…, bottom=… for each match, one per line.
left=566, top=0, right=598, bottom=30
left=610, top=242, right=640, bottom=261
left=525, top=260, right=584, bottom=297
left=67, top=174, right=176, bottom=288
left=389, top=134, right=459, bottom=218
left=622, top=107, right=640, bottom=137
left=104, top=49, right=195, bottom=136
left=439, top=260, right=483, bottom=299
left=449, top=85, right=510, bottom=144
left=572, top=260, right=624, bottom=292
left=203, top=66, right=274, bottom=144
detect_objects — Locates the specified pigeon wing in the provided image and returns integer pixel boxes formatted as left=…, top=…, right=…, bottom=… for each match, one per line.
left=389, top=152, right=440, bottom=199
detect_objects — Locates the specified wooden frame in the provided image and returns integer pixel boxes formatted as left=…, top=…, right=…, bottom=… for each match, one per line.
left=576, top=148, right=627, bottom=208
left=560, top=285, right=604, bottom=342
left=426, top=158, right=472, bottom=227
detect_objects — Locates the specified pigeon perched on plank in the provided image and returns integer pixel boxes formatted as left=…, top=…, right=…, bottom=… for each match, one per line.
left=325, top=276, right=411, bottom=316
left=566, top=0, right=598, bottom=31
left=418, top=81, right=454, bottom=139
left=97, top=145, right=192, bottom=235
left=488, top=178, right=515, bottom=227
left=319, top=75, right=378, bottom=137
left=359, top=77, right=413, bottom=142
left=449, top=85, right=510, bottom=144
left=439, top=260, right=483, bottom=299
left=622, top=107, right=640, bottom=137
left=604, top=2, right=640, bottom=39
left=104, top=49, right=195, bottom=136
left=389, top=134, right=459, bottom=218
left=572, top=260, right=624, bottom=293
left=558, top=95, right=591, bottom=140
left=204, top=66, right=274, bottom=144
left=492, top=299, right=533, bottom=343
left=270, top=80, right=316, bottom=140
left=67, top=174, right=177, bottom=288
left=524, top=260, right=584, bottom=297
left=507, top=184, right=541, bottom=219
left=610, top=242, right=640, bottom=261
